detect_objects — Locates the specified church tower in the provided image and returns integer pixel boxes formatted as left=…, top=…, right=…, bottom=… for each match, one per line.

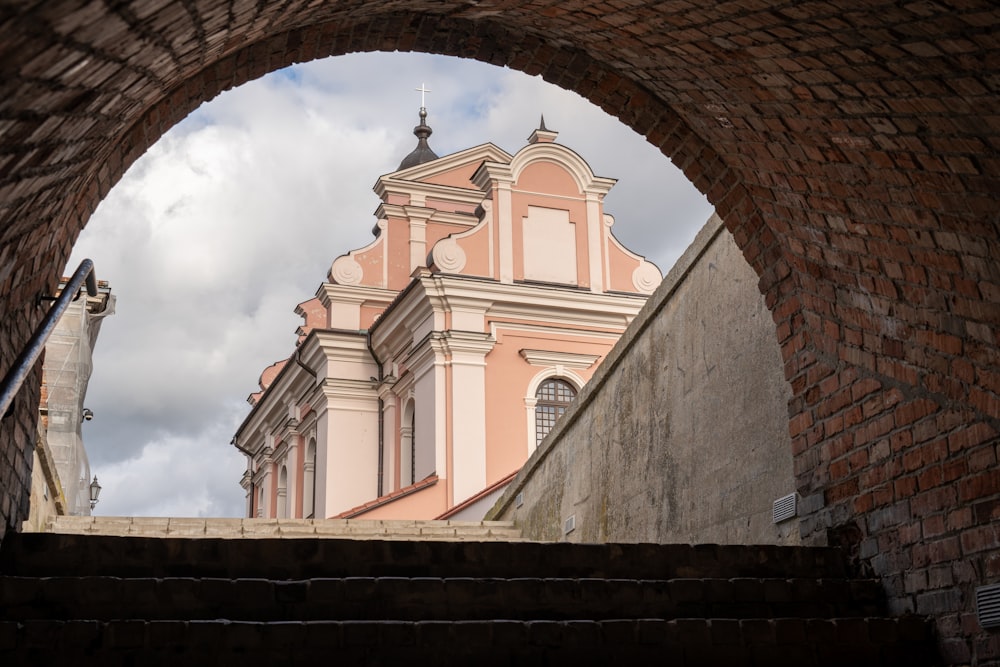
left=234, top=105, right=661, bottom=521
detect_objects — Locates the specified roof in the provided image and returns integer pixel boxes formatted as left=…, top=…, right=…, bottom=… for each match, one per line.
left=398, top=107, right=439, bottom=169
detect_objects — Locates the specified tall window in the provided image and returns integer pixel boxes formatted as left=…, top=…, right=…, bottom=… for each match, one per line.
left=303, top=439, right=316, bottom=519
left=535, top=378, right=577, bottom=445
left=276, top=465, right=288, bottom=518
left=401, top=399, right=415, bottom=487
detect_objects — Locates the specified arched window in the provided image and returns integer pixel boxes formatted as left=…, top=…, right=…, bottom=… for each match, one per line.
left=303, top=438, right=316, bottom=519
left=535, top=378, right=577, bottom=445
left=276, top=465, right=288, bottom=519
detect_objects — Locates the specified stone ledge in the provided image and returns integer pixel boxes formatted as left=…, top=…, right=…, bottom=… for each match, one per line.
left=43, top=516, right=522, bottom=541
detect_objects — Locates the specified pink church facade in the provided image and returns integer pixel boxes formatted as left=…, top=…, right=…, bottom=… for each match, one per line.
left=233, top=115, right=661, bottom=521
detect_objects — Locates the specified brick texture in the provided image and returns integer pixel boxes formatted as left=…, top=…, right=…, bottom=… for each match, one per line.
left=0, top=1, right=997, bottom=663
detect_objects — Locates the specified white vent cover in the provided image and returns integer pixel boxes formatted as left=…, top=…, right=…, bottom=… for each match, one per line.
left=564, top=515, right=576, bottom=535
left=515, top=492, right=524, bottom=508
left=773, top=493, right=797, bottom=524
left=977, top=584, right=1000, bottom=629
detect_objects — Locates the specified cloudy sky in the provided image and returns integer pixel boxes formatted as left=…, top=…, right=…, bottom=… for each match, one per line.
left=66, top=52, right=713, bottom=518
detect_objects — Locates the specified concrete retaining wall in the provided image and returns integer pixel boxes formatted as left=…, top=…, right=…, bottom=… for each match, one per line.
left=489, top=215, right=799, bottom=545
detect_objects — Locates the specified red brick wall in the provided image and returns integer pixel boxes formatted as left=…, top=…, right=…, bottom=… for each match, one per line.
left=0, top=2, right=997, bottom=662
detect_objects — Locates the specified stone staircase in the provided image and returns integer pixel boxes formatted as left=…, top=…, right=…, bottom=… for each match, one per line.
left=0, top=525, right=940, bottom=665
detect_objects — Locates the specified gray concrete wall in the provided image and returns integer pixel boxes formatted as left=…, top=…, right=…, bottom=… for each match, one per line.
left=488, top=215, right=799, bottom=545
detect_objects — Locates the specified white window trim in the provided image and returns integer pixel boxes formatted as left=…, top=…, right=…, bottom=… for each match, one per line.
left=523, top=366, right=584, bottom=453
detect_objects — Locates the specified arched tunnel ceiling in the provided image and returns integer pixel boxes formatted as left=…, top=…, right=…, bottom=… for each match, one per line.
left=0, top=3, right=996, bottom=474
left=0, top=6, right=998, bottom=657
left=3, top=2, right=993, bottom=253
left=3, top=1, right=997, bottom=420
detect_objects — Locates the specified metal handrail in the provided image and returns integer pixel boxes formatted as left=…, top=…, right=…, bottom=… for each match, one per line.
left=0, top=259, right=97, bottom=420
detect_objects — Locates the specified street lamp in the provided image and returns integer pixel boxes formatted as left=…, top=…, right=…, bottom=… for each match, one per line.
left=89, top=475, right=101, bottom=510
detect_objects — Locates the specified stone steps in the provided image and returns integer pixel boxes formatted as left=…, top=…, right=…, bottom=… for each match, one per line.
left=2, top=533, right=854, bottom=579
left=45, top=515, right=524, bottom=541
left=0, top=575, right=887, bottom=622
left=0, top=617, right=936, bottom=666
left=0, top=532, right=940, bottom=665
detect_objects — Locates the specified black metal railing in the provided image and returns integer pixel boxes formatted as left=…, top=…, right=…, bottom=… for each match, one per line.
left=0, top=259, right=97, bottom=420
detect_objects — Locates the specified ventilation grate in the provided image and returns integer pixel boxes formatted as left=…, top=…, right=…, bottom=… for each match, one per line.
left=977, top=584, right=1000, bottom=629
left=564, top=515, right=576, bottom=535
left=772, top=493, right=797, bottom=524
left=515, top=492, right=524, bottom=508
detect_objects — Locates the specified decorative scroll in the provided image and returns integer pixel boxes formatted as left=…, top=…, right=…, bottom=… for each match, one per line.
left=632, top=260, right=661, bottom=294
left=432, top=238, right=466, bottom=272
left=330, top=255, right=363, bottom=285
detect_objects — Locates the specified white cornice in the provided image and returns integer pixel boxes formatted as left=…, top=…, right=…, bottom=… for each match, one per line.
left=518, top=349, right=601, bottom=369
left=234, top=357, right=316, bottom=455
left=403, top=332, right=446, bottom=378
left=472, top=161, right=514, bottom=189
left=370, top=272, right=649, bottom=329
left=486, top=302, right=638, bottom=329
left=321, top=377, right=378, bottom=402
left=234, top=327, right=378, bottom=454
left=442, top=330, right=497, bottom=356
left=528, top=128, right=559, bottom=144
left=368, top=273, right=648, bottom=362
left=369, top=279, right=436, bottom=346
left=424, top=274, right=648, bottom=316
left=489, top=321, right=626, bottom=341
left=377, top=143, right=512, bottom=183
left=300, top=328, right=371, bottom=368
left=473, top=142, right=616, bottom=196
left=297, top=404, right=319, bottom=435
left=272, top=439, right=288, bottom=461
left=317, top=282, right=397, bottom=310
left=375, top=180, right=487, bottom=206
left=375, top=203, right=480, bottom=227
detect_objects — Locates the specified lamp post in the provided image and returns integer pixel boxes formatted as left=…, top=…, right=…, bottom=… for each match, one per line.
left=89, top=475, right=101, bottom=510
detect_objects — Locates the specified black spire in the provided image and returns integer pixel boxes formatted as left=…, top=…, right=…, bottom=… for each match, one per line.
left=398, top=107, right=439, bottom=170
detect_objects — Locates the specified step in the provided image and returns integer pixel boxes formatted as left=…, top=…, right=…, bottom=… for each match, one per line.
left=0, top=533, right=854, bottom=580
left=0, top=575, right=887, bottom=622
left=0, top=534, right=939, bottom=664
left=45, top=516, right=524, bottom=541
left=0, top=617, right=938, bottom=666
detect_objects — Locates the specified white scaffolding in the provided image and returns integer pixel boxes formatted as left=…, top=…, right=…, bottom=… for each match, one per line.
left=40, top=282, right=115, bottom=516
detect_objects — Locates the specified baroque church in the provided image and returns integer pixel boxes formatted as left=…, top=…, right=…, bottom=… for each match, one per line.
left=233, top=106, right=662, bottom=521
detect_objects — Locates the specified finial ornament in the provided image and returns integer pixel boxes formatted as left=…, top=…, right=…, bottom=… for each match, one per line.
left=398, top=86, right=439, bottom=169
left=527, top=115, right=558, bottom=144
left=416, top=83, right=431, bottom=109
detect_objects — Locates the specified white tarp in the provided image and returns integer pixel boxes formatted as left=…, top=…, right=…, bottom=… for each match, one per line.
left=42, top=284, right=115, bottom=516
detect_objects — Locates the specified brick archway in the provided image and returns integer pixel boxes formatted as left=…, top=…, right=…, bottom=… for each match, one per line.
left=1, top=3, right=997, bottom=662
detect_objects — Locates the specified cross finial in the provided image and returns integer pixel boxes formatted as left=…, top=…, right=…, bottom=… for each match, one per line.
left=415, top=83, right=431, bottom=109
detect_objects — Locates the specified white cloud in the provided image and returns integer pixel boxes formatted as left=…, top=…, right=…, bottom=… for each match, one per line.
left=68, top=52, right=714, bottom=518
left=94, top=416, right=248, bottom=517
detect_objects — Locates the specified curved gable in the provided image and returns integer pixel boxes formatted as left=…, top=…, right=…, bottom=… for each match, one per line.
left=515, top=161, right=580, bottom=197
left=508, top=142, right=614, bottom=197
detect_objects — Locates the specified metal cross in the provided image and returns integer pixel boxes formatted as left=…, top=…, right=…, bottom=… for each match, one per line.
left=415, top=83, right=431, bottom=108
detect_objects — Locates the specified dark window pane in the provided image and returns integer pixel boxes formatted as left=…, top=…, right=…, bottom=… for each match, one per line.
left=535, top=379, right=577, bottom=445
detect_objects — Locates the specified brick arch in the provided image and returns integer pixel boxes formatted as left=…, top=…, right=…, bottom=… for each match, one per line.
left=0, top=3, right=997, bottom=662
